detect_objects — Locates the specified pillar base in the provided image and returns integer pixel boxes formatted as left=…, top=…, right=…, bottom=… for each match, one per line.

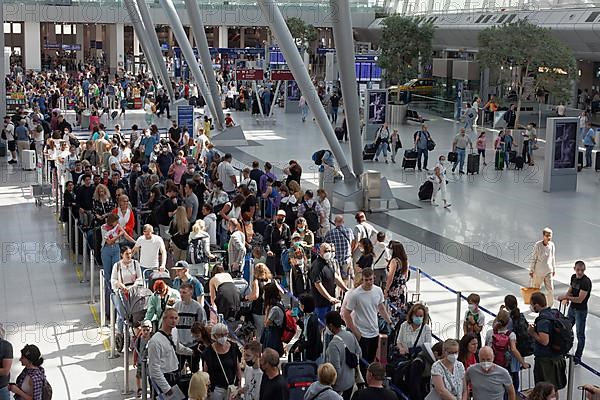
left=212, top=125, right=247, bottom=147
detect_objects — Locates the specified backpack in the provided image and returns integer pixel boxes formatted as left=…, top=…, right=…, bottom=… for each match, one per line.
left=312, top=150, right=326, bottom=166
left=491, top=331, right=512, bottom=368
left=187, top=233, right=210, bottom=264
left=42, top=379, right=53, bottom=400
left=535, top=309, right=574, bottom=356
left=303, top=202, right=320, bottom=232
left=279, top=200, right=298, bottom=227
left=512, top=313, right=534, bottom=357
left=277, top=304, right=297, bottom=343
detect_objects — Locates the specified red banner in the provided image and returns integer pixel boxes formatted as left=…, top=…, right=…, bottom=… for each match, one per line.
left=236, top=69, right=264, bottom=81
left=271, top=70, right=294, bottom=81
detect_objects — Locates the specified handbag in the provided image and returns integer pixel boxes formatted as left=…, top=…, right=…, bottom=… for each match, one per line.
left=215, top=347, right=238, bottom=400
left=521, top=279, right=539, bottom=305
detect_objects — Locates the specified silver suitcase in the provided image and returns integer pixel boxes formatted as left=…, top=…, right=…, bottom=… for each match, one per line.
left=22, top=149, right=36, bottom=171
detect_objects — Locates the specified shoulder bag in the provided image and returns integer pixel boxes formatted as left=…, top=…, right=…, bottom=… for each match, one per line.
left=215, top=346, right=238, bottom=400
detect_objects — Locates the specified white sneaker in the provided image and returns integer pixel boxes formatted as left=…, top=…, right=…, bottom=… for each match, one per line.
left=431, top=200, right=438, bottom=206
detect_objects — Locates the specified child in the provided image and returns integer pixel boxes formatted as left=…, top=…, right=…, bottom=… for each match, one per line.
left=463, top=293, right=485, bottom=348
left=240, top=340, right=263, bottom=400
left=133, top=320, right=153, bottom=397
left=225, top=113, right=235, bottom=127
left=189, top=370, right=210, bottom=400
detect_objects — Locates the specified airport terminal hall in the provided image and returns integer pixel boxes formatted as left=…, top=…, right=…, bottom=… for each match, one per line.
left=2, top=0, right=600, bottom=399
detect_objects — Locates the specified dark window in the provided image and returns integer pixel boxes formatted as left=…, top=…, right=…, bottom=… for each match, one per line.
left=483, top=15, right=493, bottom=23
left=497, top=15, right=507, bottom=23
left=475, top=14, right=485, bottom=23
left=505, top=14, right=517, bottom=23
left=586, top=12, right=600, bottom=22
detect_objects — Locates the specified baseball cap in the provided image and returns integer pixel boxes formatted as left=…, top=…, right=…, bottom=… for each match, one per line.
left=291, top=232, right=302, bottom=239
left=276, top=209, right=286, bottom=217
left=173, top=260, right=189, bottom=269
left=142, top=320, right=152, bottom=328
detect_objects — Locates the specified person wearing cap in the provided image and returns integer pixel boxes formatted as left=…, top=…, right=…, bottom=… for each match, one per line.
left=350, top=362, right=398, bottom=400
left=263, top=209, right=292, bottom=277
left=172, top=261, right=205, bottom=302
left=0, top=324, right=13, bottom=400
left=9, top=344, right=46, bottom=400
left=324, top=311, right=361, bottom=400
left=147, top=308, right=193, bottom=396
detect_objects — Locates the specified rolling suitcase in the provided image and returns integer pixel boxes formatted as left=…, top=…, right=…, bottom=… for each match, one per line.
left=578, top=150, right=584, bottom=171
left=596, top=151, right=600, bottom=171
left=282, top=361, right=318, bottom=400
left=110, top=110, right=119, bottom=120
left=376, top=334, right=389, bottom=366
left=418, top=180, right=434, bottom=201
left=495, top=150, right=504, bottom=170
left=22, top=149, right=36, bottom=170
left=363, top=143, right=377, bottom=161
left=467, top=152, right=480, bottom=174
left=509, top=150, right=517, bottom=164
left=515, top=155, right=524, bottom=170
left=402, top=150, right=418, bottom=170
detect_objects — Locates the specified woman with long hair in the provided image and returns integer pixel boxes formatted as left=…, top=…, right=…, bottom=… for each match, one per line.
left=458, top=333, right=479, bottom=371
left=354, top=238, right=375, bottom=287
left=92, top=183, right=114, bottom=227
left=527, top=382, right=556, bottom=400
left=260, top=282, right=285, bottom=356
left=112, top=194, right=135, bottom=239
left=245, top=263, right=274, bottom=339
left=169, top=205, right=192, bottom=261
left=384, top=240, right=409, bottom=318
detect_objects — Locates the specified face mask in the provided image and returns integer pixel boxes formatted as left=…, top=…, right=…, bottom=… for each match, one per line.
left=294, top=241, right=302, bottom=247
left=296, top=259, right=304, bottom=267
left=246, top=359, right=255, bottom=367
left=276, top=218, right=284, bottom=225
left=529, top=304, right=537, bottom=313
left=480, top=361, right=493, bottom=371
left=323, top=252, right=334, bottom=261
left=446, top=354, right=457, bottom=363
left=217, top=337, right=227, bottom=345
left=413, top=316, right=423, bottom=326
left=468, top=304, right=477, bottom=313
left=297, top=227, right=305, bottom=232
left=176, top=160, right=182, bottom=165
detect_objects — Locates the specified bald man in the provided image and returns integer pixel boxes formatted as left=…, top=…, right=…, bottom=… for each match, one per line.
left=132, top=224, right=167, bottom=271
left=466, top=346, right=516, bottom=400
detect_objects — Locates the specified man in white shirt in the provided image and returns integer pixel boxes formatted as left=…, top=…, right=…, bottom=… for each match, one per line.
left=227, top=219, right=246, bottom=273
left=108, top=146, right=124, bottom=176
left=201, top=204, right=218, bottom=245
left=3, top=117, right=17, bottom=164
left=342, top=268, right=392, bottom=373
left=132, top=224, right=167, bottom=271
left=217, top=153, right=237, bottom=195
left=529, top=227, right=556, bottom=306
left=147, top=308, right=193, bottom=396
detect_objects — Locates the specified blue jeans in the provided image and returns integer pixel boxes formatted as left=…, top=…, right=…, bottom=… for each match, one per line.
left=111, top=292, right=127, bottom=333
left=567, top=307, right=587, bottom=360
left=315, top=306, right=331, bottom=324
left=453, top=148, right=466, bottom=172
left=331, top=106, right=339, bottom=124
left=0, top=386, right=10, bottom=400
left=585, top=145, right=593, bottom=167
left=101, top=244, right=121, bottom=317
left=375, top=142, right=388, bottom=160
left=417, top=148, right=429, bottom=169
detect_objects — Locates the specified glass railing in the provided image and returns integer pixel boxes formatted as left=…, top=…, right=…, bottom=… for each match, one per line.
left=409, top=94, right=456, bottom=120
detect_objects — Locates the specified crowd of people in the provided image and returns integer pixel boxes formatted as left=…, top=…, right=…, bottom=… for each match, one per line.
left=0, top=64, right=598, bottom=400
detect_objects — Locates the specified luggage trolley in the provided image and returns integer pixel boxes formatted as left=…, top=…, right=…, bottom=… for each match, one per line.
left=31, top=183, right=53, bottom=207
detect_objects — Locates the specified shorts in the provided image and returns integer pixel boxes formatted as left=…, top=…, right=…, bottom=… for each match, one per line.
left=7, top=141, right=15, bottom=151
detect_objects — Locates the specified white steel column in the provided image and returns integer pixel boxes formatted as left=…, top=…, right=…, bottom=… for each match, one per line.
left=75, top=24, right=84, bottom=65
left=24, top=21, right=42, bottom=71
left=1, top=4, right=6, bottom=116
left=107, top=23, right=125, bottom=74
left=218, top=25, right=228, bottom=48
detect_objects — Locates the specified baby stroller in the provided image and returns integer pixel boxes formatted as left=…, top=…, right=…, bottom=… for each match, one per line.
left=121, top=285, right=153, bottom=327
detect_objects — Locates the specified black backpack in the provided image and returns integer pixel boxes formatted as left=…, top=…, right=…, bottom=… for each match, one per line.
left=303, top=202, right=320, bottom=232
left=187, top=233, right=210, bottom=264
left=535, top=309, right=574, bottom=356
left=312, top=150, right=326, bottom=166
left=279, top=199, right=298, bottom=227
left=512, top=313, right=534, bottom=357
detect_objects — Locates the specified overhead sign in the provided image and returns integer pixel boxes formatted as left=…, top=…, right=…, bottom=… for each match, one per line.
left=271, top=70, right=294, bottom=81
left=236, top=69, right=264, bottom=81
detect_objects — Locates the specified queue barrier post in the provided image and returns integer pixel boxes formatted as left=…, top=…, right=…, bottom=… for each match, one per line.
left=455, top=291, right=462, bottom=340
left=99, top=269, right=105, bottom=327
left=68, top=208, right=73, bottom=246
left=566, top=355, right=575, bottom=400
left=82, top=233, right=88, bottom=283
left=90, top=249, right=96, bottom=304
left=122, top=324, right=133, bottom=395
left=141, top=358, right=148, bottom=400
left=415, top=267, right=421, bottom=296
left=74, top=226, right=80, bottom=264
left=108, top=297, right=119, bottom=359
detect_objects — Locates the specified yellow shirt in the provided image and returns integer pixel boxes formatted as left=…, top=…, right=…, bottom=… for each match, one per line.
left=204, top=121, right=211, bottom=138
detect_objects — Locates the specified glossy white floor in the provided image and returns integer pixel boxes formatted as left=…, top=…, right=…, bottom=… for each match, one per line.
left=2, top=104, right=598, bottom=399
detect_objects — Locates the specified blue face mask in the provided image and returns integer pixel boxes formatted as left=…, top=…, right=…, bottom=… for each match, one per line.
left=413, top=316, right=424, bottom=326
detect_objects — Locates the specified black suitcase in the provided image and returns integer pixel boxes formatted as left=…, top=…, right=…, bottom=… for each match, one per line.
left=515, top=156, right=524, bottom=170
left=110, top=110, right=119, bottom=120
left=418, top=180, right=433, bottom=200
left=363, top=143, right=377, bottom=161
left=578, top=150, right=584, bottom=171
left=495, top=150, right=504, bottom=170
left=402, top=150, right=418, bottom=170
left=596, top=151, right=600, bottom=171
left=283, top=361, right=318, bottom=400
left=467, top=153, right=480, bottom=174
left=335, top=127, right=344, bottom=141
left=509, top=150, right=517, bottom=164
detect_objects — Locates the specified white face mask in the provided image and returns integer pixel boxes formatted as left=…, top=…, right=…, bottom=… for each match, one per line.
left=446, top=354, right=458, bottom=363
left=468, top=304, right=477, bottom=313
left=216, top=336, right=227, bottom=345
left=480, top=361, right=493, bottom=371
left=323, top=252, right=334, bottom=261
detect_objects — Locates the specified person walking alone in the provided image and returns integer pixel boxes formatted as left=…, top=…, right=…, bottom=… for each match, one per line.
left=528, top=227, right=556, bottom=307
